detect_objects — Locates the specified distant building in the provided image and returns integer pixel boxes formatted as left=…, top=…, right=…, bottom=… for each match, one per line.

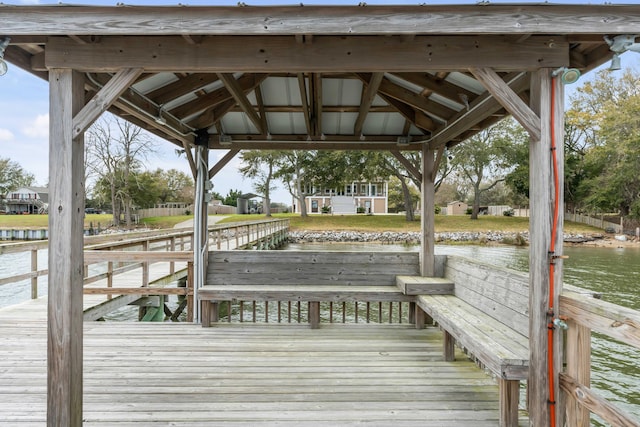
left=4, top=187, right=49, bottom=214
left=294, top=181, right=388, bottom=215
left=447, top=201, right=468, bottom=216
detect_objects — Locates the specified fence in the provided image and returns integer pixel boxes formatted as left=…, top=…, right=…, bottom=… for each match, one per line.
left=137, top=204, right=236, bottom=219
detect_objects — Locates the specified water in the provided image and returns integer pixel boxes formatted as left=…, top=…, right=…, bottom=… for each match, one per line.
left=1, top=243, right=638, bottom=422
left=288, top=242, right=640, bottom=424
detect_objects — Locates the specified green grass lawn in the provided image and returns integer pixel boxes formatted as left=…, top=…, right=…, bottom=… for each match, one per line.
left=218, top=213, right=601, bottom=234
left=0, top=212, right=603, bottom=234
left=0, top=214, right=113, bottom=228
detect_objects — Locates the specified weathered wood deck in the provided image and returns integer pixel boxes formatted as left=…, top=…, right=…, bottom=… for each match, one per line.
left=0, top=303, right=528, bottom=426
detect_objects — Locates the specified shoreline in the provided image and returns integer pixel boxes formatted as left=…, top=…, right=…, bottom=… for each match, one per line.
left=288, top=230, right=640, bottom=248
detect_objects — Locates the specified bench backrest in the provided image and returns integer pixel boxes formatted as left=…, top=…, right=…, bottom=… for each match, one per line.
left=207, top=250, right=420, bottom=286
left=443, top=255, right=529, bottom=337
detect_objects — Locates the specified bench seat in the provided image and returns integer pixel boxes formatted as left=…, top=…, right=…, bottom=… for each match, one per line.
left=416, top=291, right=528, bottom=427
left=416, top=294, right=529, bottom=380
left=200, top=284, right=412, bottom=328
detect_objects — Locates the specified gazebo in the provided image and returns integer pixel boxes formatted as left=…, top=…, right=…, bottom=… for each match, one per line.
left=2, top=3, right=639, bottom=426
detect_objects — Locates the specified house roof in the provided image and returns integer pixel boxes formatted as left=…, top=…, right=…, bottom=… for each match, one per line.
left=1, top=4, right=637, bottom=154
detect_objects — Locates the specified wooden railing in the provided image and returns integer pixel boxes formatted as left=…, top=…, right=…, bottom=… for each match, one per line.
left=0, top=218, right=289, bottom=303
left=215, top=300, right=410, bottom=324
left=560, top=291, right=640, bottom=426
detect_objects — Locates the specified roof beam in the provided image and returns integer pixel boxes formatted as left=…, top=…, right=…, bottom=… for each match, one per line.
left=5, top=5, right=640, bottom=35
left=168, top=73, right=264, bottom=119
left=377, top=76, right=457, bottom=123
left=391, top=150, right=422, bottom=182
left=208, top=149, right=240, bottom=179
left=207, top=134, right=422, bottom=151
left=217, top=73, right=265, bottom=134
left=312, top=73, right=323, bottom=137
left=354, top=72, right=384, bottom=136
left=426, top=72, right=529, bottom=149
left=73, top=68, right=143, bottom=138
left=147, top=73, right=220, bottom=105
left=44, top=35, right=569, bottom=73
left=391, top=72, right=478, bottom=106
left=297, top=73, right=313, bottom=136
left=470, top=68, right=540, bottom=140
left=355, top=73, right=434, bottom=134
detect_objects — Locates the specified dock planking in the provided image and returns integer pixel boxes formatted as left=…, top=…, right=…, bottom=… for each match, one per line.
left=0, top=310, right=528, bottom=426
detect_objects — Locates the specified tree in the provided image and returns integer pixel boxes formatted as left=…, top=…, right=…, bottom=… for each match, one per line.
left=0, top=157, right=35, bottom=196
left=275, top=151, right=314, bottom=217
left=223, top=189, right=242, bottom=207
left=86, top=116, right=155, bottom=227
left=451, top=118, right=521, bottom=219
left=567, top=68, right=640, bottom=217
left=239, top=151, right=281, bottom=217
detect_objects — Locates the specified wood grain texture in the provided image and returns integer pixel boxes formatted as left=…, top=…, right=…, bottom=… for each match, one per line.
left=47, top=68, right=85, bottom=427
left=44, top=35, right=568, bottom=72
left=421, top=146, right=435, bottom=277
left=4, top=5, right=640, bottom=35
left=470, top=68, right=541, bottom=141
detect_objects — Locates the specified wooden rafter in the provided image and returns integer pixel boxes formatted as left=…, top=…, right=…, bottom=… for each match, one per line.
left=392, top=72, right=478, bottom=106
left=297, top=73, right=313, bottom=136
left=426, top=72, right=529, bottom=149
left=391, top=150, right=422, bottom=182
left=217, top=73, right=265, bottom=134
left=73, top=68, right=143, bottom=138
left=354, top=72, right=384, bottom=136
left=254, top=84, right=269, bottom=137
left=470, top=68, right=541, bottom=141
left=208, top=149, right=240, bottom=179
left=376, top=76, right=457, bottom=122
left=312, top=73, right=323, bottom=137
left=147, top=73, right=220, bottom=105
left=168, top=73, right=263, bottom=119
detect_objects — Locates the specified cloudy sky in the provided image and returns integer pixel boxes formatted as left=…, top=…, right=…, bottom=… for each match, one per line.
left=1, top=0, right=638, bottom=204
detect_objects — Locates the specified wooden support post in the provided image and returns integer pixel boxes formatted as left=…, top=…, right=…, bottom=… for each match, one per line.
left=421, top=145, right=435, bottom=277
left=528, top=69, right=565, bottom=427
left=48, top=68, right=85, bottom=427
left=142, top=240, right=149, bottom=287
left=443, top=330, right=455, bottom=361
left=169, top=237, right=176, bottom=275
left=499, top=379, right=520, bottom=427
left=187, top=261, right=194, bottom=322
left=308, top=301, right=321, bottom=329
left=565, top=320, right=591, bottom=427
left=415, top=305, right=426, bottom=329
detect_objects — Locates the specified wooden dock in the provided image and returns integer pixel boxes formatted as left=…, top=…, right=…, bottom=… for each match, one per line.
left=0, top=309, right=527, bottom=426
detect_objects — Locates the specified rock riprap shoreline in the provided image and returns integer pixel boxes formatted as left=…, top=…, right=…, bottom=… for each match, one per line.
left=287, top=230, right=624, bottom=245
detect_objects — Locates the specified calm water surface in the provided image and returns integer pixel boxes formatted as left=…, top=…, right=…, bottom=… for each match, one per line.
left=1, top=243, right=638, bottom=422
left=287, top=242, right=640, bottom=424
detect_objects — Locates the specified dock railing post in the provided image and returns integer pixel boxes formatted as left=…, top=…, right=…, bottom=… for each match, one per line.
left=30, top=249, right=38, bottom=299
left=564, top=320, right=591, bottom=427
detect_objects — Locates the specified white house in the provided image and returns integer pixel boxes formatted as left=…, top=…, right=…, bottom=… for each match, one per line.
left=3, top=187, right=49, bottom=214
left=294, top=181, right=388, bottom=215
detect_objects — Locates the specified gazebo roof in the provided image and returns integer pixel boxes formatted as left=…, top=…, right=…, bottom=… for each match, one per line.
left=1, top=4, right=635, bottom=153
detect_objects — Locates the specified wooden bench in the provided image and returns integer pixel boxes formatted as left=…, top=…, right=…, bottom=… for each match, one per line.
left=200, top=250, right=419, bottom=328
left=411, top=255, right=530, bottom=427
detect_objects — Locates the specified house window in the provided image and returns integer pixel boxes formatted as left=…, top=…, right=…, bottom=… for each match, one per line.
left=311, top=200, right=318, bottom=213
left=360, top=184, right=367, bottom=195
left=371, top=184, right=377, bottom=196
left=346, top=185, right=352, bottom=195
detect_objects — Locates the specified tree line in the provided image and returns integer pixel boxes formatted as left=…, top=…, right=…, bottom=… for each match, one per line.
left=2, top=68, right=638, bottom=224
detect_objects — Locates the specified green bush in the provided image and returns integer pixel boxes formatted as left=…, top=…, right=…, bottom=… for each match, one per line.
left=435, top=205, right=441, bottom=214
left=503, top=209, right=514, bottom=217
left=465, top=207, right=473, bottom=215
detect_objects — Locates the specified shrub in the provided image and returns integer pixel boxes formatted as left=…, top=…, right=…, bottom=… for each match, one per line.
left=321, top=205, right=331, bottom=214
left=503, top=209, right=514, bottom=217
left=435, top=205, right=441, bottom=214
left=465, top=207, right=473, bottom=215
left=356, top=207, right=365, bottom=214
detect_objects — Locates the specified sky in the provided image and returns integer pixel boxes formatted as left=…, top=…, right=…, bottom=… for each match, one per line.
left=1, top=0, right=639, bottom=205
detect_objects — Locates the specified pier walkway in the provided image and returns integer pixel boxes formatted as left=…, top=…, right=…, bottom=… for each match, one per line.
left=0, top=313, right=527, bottom=426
